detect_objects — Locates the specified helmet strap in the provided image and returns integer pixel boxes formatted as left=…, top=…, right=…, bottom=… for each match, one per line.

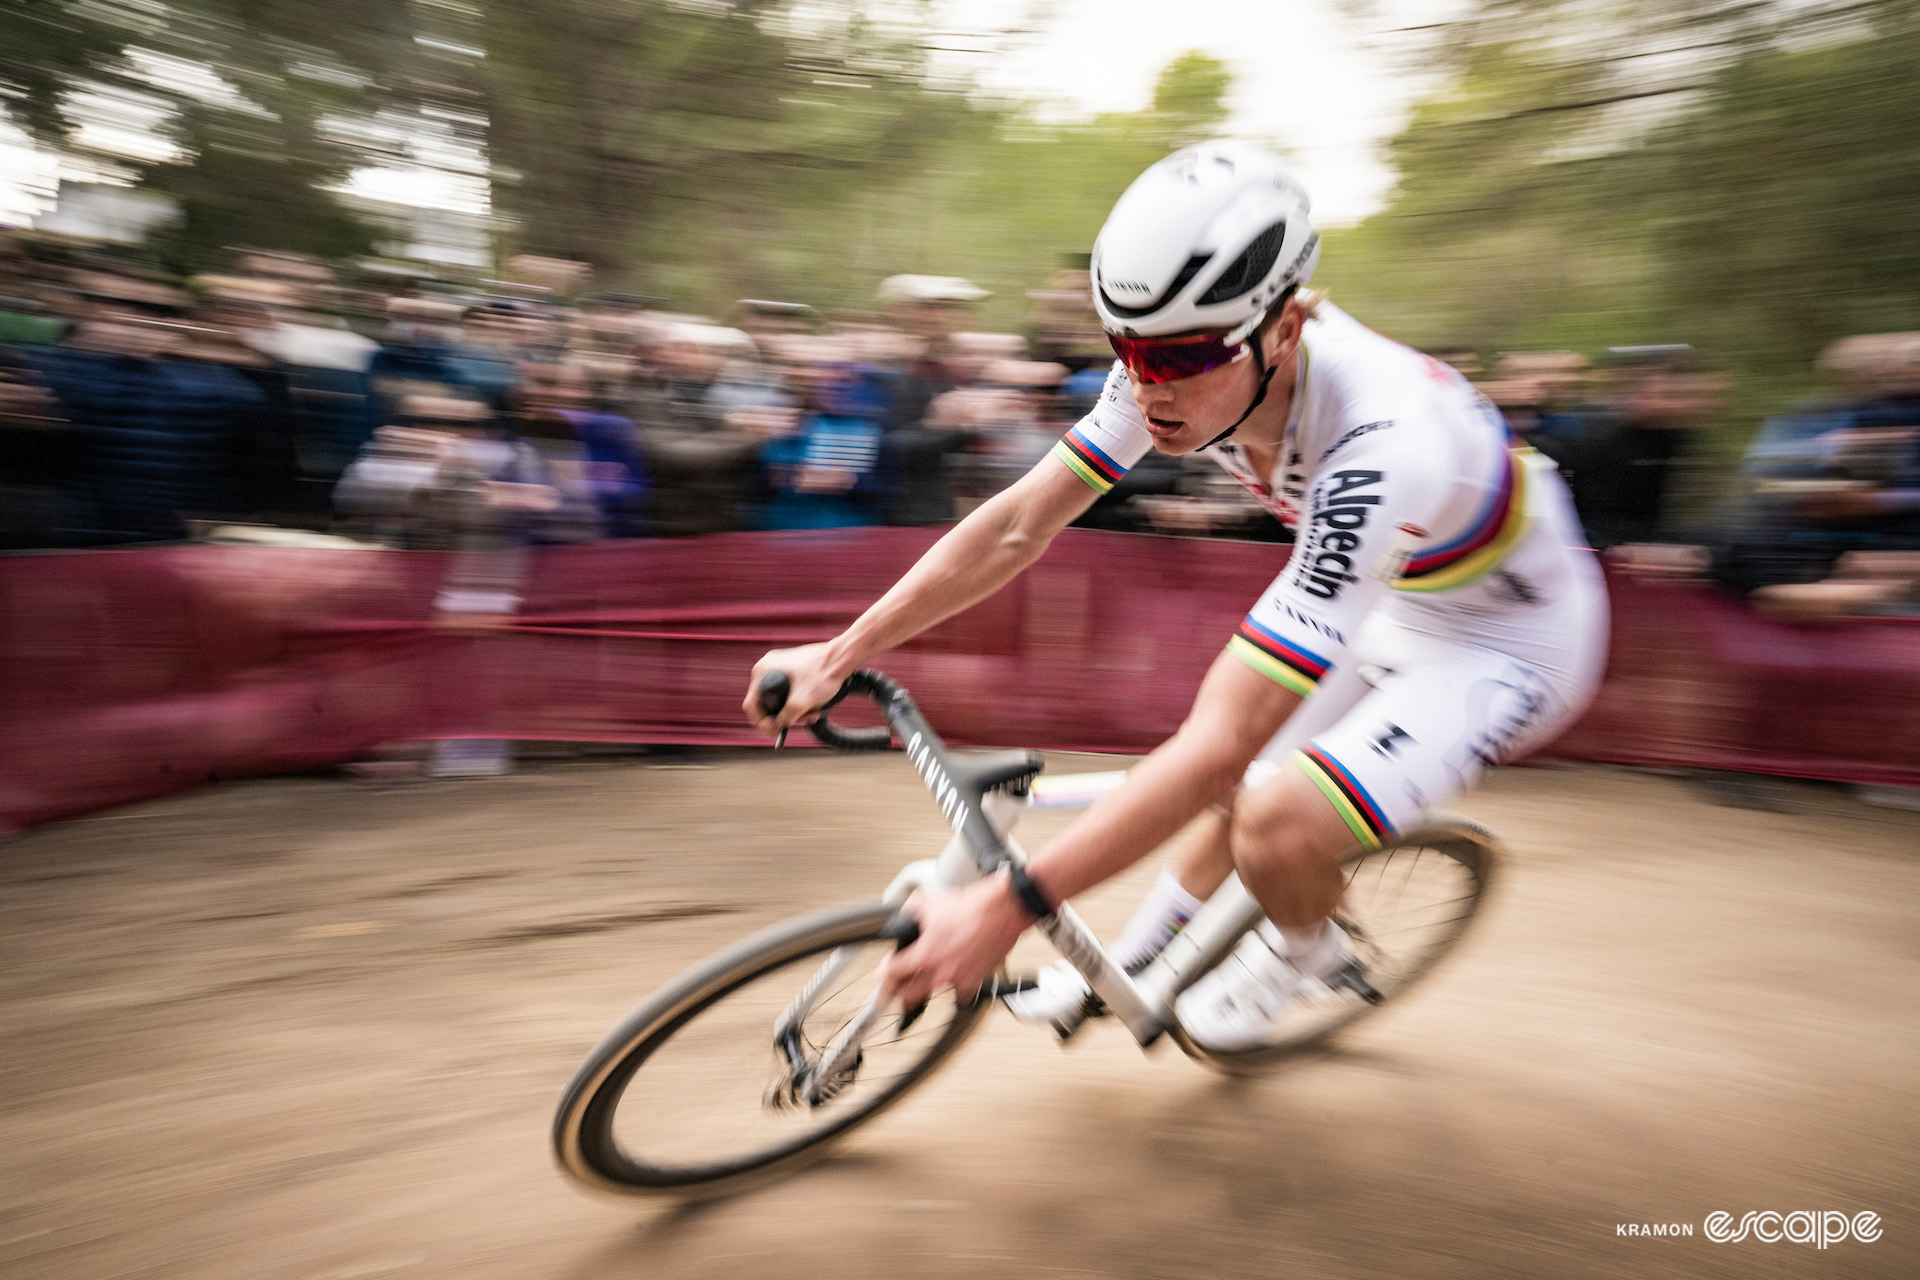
left=1202, top=337, right=1276, bottom=450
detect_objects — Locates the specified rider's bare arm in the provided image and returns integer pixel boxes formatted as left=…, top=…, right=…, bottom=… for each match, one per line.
left=744, top=454, right=1100, bottom=733
left=1020, top=648, right=1302, bottom=906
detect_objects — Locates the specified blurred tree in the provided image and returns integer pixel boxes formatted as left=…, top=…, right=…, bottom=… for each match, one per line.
left=0, top=0, right=410, bottom=266
left=1149, top=50, right=1232, bottom=142
left=1322, top=0, right=1920, bottom=424
left=0, top=0, right=122, bottom=139
left=1658, top=16, right=1920, bottom=389
left=676, top=48, right=1239, bottom=323
left=479, top=0, right=962, bottom=285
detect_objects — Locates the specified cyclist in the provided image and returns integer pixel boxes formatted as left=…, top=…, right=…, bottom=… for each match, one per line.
left=744, top=141, right=1608, bottom=1049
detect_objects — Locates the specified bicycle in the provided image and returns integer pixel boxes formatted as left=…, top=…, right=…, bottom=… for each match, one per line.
left=552, top=669, right=1501, bottom=1199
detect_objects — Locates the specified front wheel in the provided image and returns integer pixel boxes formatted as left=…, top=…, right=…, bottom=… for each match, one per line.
left=553, top=899, right=985, bottom=1198
left=1176, top=815, right=1502, bottom=1073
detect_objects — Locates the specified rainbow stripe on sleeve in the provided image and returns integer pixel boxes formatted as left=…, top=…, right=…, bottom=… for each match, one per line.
left=1051, top=426, right=1128, bottom=494
left=1394, top=447, right=1533, bottom=592
left=1226, top=616, right=1329, bottom=698
left=1292, top=745, right=1393, bottom=850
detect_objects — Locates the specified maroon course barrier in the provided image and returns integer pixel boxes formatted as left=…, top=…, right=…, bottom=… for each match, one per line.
left=2, top=528, right=1917, bottom=835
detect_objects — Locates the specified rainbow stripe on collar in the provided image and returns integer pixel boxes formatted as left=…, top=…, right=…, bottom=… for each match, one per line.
left=1051, top=426, right=1127, bottom=494
left=1394, top=447, right=1533, bottom=593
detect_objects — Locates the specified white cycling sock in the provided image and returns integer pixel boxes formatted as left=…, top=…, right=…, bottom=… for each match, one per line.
left=1262, top=918, right=1345, bottom=979
left=1111, top=868, right=1203, bottom=973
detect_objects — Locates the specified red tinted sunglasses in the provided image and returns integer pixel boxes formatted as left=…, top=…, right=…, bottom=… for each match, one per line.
left=1107, top=329, right=1250, bottom=386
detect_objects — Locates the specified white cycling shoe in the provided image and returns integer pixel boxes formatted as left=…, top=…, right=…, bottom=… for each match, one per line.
left=1002, top=960, right=1099, bottom=1034
left=1175, top=922, right=1353, bottom=1052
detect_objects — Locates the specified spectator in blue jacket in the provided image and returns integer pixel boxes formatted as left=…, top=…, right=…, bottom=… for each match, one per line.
left=755, top=340, right=883, bottom=530
left=17, top=308, right=255, bottom=544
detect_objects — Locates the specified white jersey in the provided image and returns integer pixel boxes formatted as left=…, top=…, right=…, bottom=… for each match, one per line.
left=1052, top=302, right=1599, bottom=696
left=1049, top=303, right=1609, bottom=846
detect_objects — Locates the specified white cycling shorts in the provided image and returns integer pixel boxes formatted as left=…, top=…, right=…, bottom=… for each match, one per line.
left=1242, top=560, right=1610, bottom=849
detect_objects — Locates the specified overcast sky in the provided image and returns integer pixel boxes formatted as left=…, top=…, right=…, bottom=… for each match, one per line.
left=1, top=0, right=1453, bottom=229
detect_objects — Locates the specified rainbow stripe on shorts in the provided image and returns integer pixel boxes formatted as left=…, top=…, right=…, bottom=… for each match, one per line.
left=1051, top=426, right=1127, bottom=494
left=1394, top=447, right=1532, bottom=592
left=1227, top=616, right=1329, bottom=698
left=1292, top=745, right=1393, bottom=850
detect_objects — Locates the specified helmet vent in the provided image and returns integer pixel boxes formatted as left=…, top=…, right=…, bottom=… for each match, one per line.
left=1197, top=220, right=1287, bottom=306
left=1100, top=253, right=1211, bottom=320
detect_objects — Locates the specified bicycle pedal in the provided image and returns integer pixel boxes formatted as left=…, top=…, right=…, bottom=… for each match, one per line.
left=1328, top=961, right=1382, bottom=1005
left=1046, top=995, right=1108, bottom=1043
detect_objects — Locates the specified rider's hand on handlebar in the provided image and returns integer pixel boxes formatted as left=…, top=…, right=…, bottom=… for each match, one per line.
left=881, top=879, right=1029, bottom=1009
left=744, top=642, right=850, bottom=738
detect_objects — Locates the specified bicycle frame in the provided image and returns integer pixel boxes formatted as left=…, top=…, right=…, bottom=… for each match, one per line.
left=773, top=671, right=1267, bottom=1088
left=884, top=777, right=1269, bottom=1045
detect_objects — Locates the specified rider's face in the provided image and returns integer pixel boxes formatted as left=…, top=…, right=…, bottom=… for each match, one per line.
left=1127, top=347, right=1263, bottom=454
left=1124, top=302, right=1303, bottom=454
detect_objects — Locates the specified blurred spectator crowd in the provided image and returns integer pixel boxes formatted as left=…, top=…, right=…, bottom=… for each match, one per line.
left=1470, top=340, right=1920, bottom=618
left=0, top=235, right=1165, bottom=551
left=1, top=229, right=1916, bottom=617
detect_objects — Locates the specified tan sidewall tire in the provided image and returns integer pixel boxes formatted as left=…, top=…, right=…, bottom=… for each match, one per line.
left=552, top=899, right=987, bottom=1199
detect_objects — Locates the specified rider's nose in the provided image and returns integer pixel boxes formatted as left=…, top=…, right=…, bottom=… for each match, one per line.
left=1132, top=382, right=1171, bottom=416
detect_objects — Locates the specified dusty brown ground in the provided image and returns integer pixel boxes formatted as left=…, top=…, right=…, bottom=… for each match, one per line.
left=1, top=752, right=1915, bottom=1280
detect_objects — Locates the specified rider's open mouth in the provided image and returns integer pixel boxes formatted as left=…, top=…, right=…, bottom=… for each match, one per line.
left=1147, top=416, right=1184, bottom=433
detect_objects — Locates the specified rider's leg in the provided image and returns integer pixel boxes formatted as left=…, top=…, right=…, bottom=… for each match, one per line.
left=1164, top=638, right=1387, bottom=909
left=1074, top=651, right=1375, bottom=972
left=1003, top=810, right=1230, bottom=1026
left=1012, top=619, right=1398, bottom=1029
left=1181, top=636, right=1594, bottom=1046
left=1227, top=762, right=1359, bottom=974
left=1162, top=807, right=1234, bottom=899
left=1173, top=763, right=1362, bottom=1048
left=1230, top=762, right=1354, bottom=925
left=1105, top=812, right=1223, bottom=966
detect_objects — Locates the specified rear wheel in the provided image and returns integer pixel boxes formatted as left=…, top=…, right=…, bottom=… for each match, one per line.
left=553, top=899, right=985, bottom=1198
left=1177, top=815, right=1502, bottom=1072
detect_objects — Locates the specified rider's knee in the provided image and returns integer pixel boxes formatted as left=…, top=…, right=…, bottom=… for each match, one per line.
left=1228, top=779, right=1318, bottom=879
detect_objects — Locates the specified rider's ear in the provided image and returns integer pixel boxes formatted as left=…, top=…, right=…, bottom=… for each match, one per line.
left=1259, top=297, right=1306, bottom=366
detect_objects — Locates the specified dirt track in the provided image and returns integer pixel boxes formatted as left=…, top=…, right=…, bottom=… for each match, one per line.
left=1, top=752, right=1915, bottom=1279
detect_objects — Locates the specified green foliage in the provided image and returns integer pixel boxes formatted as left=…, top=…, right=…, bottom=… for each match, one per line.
left=5, top=1, right=1227, bottom=315
left=0, top=0, right=123, bottom=139
left=1150, top=50, right=1231, bottom=140
left=1660, top=22, right=1920, bottom=376
left=3, top=0, right=402, bottom=267
left=1323, top=0, right=1920, bottom=431
left=595, top=47, right=1231, bottom=324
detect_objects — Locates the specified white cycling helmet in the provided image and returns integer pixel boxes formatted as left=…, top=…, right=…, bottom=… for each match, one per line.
left=1092, top=140, right=1319, bottom=342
